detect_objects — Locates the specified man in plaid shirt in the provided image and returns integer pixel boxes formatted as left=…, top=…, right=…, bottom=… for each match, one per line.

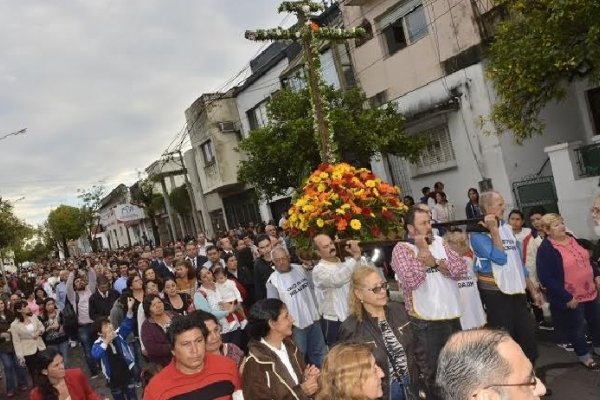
left=391, top=206, right=466, bottom=400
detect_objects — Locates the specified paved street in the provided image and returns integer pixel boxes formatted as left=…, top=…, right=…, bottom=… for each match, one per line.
left=1, top=329, right=598, bottom=399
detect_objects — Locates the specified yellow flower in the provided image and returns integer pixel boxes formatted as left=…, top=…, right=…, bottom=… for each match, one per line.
left=296, top=198, right=307, bottom=207
left=365, top=180, right=376, bottom=188
left=317, top=183, right=326, bottom=192
left=319, top=172, right=329, bottom=179
left=335, top=208, right=346, bottom=215
left=350, top=219, right=362, bottom=230
left=311, top=175, right=322, bottom=183
left=316, top=218, right=325, bottom=228
left=340, top=203, right=351, bottom=210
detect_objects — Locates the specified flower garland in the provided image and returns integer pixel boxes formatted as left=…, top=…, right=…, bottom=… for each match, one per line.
left=286, top=163, right=408, bottom=250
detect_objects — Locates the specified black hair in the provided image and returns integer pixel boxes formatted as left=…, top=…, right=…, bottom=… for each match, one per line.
left=212, top=267, right=226, bottom=277
left=141, top=363, right=163, bottom=388
left=528, top=206, right=547, bottom=219
left=166, top=314, right=208, bottom=348
left=36, top=348, right=63, bottom=400
left=206, top=245, right=219, bottom=254
left=126, top=274, right=144, bottom=290
left=92, top=316, right=111, bottom=336
left=403, top=195, right=415, bottom=206
left=163, top=247, right=175, bottom=258
left=421, top=186, right=430, bottom=195
left=142, top=294, right=163, bottom=318
left=508, top=209, right=524, bottom=220
left=96, top=275, right=110, bottom=287
left=223, top=252, right=236, bottom=264
left=255, top=234, right=270, bottom=247
left=246, top=298, right=286, bottom=340
left=13, top=300, right=28, bottom=322
left=434, top=181, right=444, bottom=190
left=189, top=309, right=219, bottom=327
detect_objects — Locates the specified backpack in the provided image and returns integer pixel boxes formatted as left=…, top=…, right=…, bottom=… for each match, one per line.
left=62, top=297, right=78, bottom=336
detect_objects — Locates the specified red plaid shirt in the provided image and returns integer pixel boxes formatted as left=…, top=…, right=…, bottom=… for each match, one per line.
left=391, top=238, right=467, bottom=313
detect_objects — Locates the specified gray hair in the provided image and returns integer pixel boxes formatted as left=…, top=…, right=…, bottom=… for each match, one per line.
left=270, top=246, right=289, bottom=260
left=478, top=191, right=500, bottom=215
left=436, top=329, right=512, bottom=400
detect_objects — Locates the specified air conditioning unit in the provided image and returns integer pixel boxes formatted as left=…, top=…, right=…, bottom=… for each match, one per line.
left=218, top=121, right=236, bottom=133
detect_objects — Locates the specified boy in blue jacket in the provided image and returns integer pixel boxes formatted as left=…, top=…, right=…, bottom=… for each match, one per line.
left=92, top=296, right=138, bottom=400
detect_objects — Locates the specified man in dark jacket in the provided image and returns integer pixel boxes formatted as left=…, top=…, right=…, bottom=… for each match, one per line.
left=253, top=235, right=273, bottom=301
left=89, top=276, right=120, bottom=321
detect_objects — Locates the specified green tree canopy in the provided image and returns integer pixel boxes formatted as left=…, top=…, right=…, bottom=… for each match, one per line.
left=169, top=185, right=191, bottom=216
left=130, top=177, right=163, bottom=245
left=487, top=0, right=600, bottom=142
left=78, top=183, right=106, bottom=252
left=237, top=86, right=426, bottom=199
left=0, top=198, right=32, bottom=251
left=47, top=205, right=84, bottom=258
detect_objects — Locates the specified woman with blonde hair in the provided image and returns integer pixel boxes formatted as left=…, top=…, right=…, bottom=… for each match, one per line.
left=537, top=213, right=600, bottom=369
left=315, top=342, right=385, bottom=400
left=338, top=266, right=417, bottom=400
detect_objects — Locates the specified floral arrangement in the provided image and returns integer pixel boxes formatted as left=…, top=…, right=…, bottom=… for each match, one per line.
left=286, top=163, right=408, bottom=250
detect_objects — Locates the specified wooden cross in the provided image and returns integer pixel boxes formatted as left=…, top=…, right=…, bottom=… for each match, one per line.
left=245, top=0, right=365, bottom=164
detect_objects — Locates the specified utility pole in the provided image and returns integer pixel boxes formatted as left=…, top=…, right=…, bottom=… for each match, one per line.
left=159, top=178, right=178, bottom=242
left=245, top=1, right=364, bottom=163
left=175, top=150, right=202, bottom=235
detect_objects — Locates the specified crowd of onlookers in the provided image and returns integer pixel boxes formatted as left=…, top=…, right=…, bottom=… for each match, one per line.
left=0, top=188, right=599, bottom=400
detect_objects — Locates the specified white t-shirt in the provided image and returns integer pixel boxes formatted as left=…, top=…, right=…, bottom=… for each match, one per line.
left=216, top=279, right=242, bottom=303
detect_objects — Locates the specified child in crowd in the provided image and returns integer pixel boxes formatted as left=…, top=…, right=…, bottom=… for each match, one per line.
left=212, top=267, right=247, bottom=329
left=444, top=230, right=486, bottom=330
left=92, top=296, right=138, bottom=400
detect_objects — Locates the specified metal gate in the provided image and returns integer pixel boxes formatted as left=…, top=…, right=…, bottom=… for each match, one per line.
left=512, top=176, right=559, bottom=217
left=386, top=154, right=414, bottom=198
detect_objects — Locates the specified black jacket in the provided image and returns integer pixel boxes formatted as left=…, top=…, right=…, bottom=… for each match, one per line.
left=339, top=301, right=422, bottom=400
left=89, top=289, right=120, bottom=321
left=253, top=257, right=273, bottom=301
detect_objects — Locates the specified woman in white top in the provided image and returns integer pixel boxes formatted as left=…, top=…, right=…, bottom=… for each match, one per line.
left=242, top=299, right=319, bottom=399
left=10, top=300, right=45, bottom=384
left=432, top=191, right=455, bottom=223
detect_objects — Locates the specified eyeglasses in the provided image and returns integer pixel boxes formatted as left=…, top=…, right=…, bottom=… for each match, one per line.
left=472, top=371, right=538, bottom=397
left=364, top=282, right=388, bottom=294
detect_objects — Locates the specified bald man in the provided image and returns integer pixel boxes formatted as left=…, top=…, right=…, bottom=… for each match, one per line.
left=312, top=234, right=365, bottom=347
left=436, top=329, right=546, bottom=400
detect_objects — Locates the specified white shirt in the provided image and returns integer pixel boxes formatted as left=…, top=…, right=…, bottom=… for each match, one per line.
left=266, top=265, right=320, bottom=329
left=312, top=257, right=365, bottom=321
left=216, top=279, right=242, bottom=303
left=197, top=241, right=214, bottom=257
left=260, top=338, right=298, bottom=385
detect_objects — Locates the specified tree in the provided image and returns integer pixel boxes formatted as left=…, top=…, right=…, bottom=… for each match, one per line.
left=130, top=177, right=163, bottom=245
left=237, top=86, right=426, bottom=199
left=0, top=198, right=33, bottom=277
left=78, top=183, right=106, bottom=252
left=169, top=185, right=192, bottom=216
left=486, top=0, right=600, bottom=142
left=46, top=205, right=84, bottom=258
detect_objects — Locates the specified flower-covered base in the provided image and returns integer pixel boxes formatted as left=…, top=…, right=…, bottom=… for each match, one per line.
left=286, top=163, right=408, bottom=251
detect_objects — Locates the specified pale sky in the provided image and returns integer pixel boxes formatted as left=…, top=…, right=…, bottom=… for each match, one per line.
left=0, top=0, right=288, bottom=224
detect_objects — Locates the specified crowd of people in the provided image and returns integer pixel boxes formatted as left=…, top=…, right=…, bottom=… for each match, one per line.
left=0, top=190, right=599, bottom=400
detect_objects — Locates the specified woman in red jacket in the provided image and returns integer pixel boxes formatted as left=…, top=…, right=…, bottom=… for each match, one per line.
left=30, top=348, right=102, bottom=400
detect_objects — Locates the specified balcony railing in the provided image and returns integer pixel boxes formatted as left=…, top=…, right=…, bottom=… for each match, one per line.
left=575, top=142, right=600, bottom=177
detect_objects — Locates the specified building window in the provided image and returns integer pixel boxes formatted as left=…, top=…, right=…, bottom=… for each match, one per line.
left=355, top=19, right=374, bottom=47
left=369, top=90, right=388, bottom=108
left=377, top=1, right=428, bottom=56
left=201, top=140, right=215, bottom=165
left=587, top=87, right=600, bottom=135
left=412, top=125, right=457, bottom=175
left=247, top=100, right=270, bottom=131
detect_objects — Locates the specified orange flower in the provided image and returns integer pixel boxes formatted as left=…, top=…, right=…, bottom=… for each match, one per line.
left=336, top=218, right=348, bottom=231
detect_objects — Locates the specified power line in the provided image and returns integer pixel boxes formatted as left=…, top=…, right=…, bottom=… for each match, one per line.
left=0, top=128, right=27, bottom=142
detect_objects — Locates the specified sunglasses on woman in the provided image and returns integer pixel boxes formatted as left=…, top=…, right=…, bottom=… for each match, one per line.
left=364, top=282, right=388, bottom=294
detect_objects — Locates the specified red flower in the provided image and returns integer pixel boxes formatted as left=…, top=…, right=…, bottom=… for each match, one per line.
left=371, top=226, right=382, bottom=237
left=382, top=209, right=393, bottom=219
left=318, top=163, right=329, bottom=172
left=361, top=207, right=373, bottom=216
left=308, top=227, right=317, bottom=237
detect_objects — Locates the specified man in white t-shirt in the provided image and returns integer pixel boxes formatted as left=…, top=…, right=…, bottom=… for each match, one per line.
left=266, top=246, right=326, bottom=367
left=312, top=234, right=364, bottom=347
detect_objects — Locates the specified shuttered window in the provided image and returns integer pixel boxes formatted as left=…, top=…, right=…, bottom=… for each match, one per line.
left=413, top=125, right=457, bottom=175
left=376, top=1, right=428, bottom=56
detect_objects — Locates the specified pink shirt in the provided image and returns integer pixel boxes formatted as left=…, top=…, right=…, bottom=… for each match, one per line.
left=550, top=236, right=596, bottom=303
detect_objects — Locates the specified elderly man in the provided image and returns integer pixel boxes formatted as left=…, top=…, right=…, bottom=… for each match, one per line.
left=391, top=206, right=467, bottom=400
left=436, top=329, right=546, bottom=400
left=470, top=191, right=543, bottom=364
left=266, top=246, right=326, bottom=367
left=312, top=234, right=364, bottom=347
left=196, top=232, right=213, bottom=257
left=144, top=314, right=242, bottom=400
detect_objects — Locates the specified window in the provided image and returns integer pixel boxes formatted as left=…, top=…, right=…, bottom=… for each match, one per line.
left=355, top=19, right=374, bottom=47
left=247, top=100, right=269, bottom=131
left=201, top=140, right=215, bottom=165
left=377, top=1, right=428, bottom=56
left=369, top=90, right=388, bottom=108
left=412, top=125, right=457, bottom=175
left=587, top=87, right=600, bottom=135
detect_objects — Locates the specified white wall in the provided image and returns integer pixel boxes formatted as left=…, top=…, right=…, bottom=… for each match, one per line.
left=546, top=141, right=600, bottom=239
left=373, top=63, right=515, bottom=218
left=236, top=58, right=289, bottom=138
